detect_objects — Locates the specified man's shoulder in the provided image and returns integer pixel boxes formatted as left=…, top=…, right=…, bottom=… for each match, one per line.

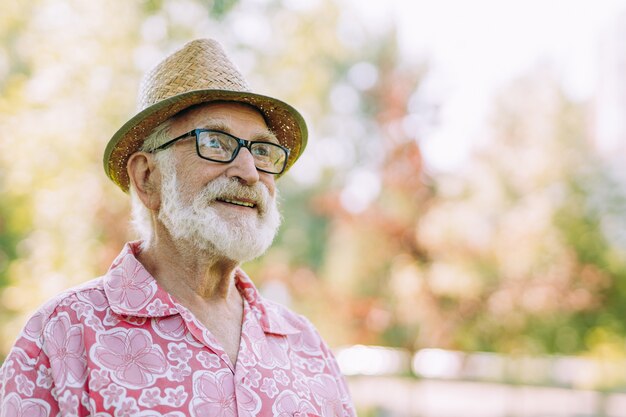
left=19, top=277, right=108, bottom=340
left=236, top=269, right=321, bottom=336
left=39, top=276, right=107, bottom=312
left=260, top=296, right=321, bottom=335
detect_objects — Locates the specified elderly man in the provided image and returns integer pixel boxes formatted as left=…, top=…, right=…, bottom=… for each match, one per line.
left=0, top=39, right=356, bottom=416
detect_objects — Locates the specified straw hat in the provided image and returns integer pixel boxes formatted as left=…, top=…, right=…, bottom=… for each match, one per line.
left=103, top=39, right=308, bottom=192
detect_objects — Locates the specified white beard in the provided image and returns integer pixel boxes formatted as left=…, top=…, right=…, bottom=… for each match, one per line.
left=157, top=155, right=281, bottom=263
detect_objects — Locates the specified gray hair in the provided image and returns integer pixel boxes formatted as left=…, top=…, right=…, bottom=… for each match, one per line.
left=129, top=119, right=173, bottom=245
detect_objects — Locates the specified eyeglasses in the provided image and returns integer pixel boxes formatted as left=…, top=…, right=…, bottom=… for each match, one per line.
left=151, top=129, right=290, bottom=175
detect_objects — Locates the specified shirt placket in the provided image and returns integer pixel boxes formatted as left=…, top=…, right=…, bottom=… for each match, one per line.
left=234, top=297, right=265, bottom=415
left=174, top=303, right=235, bottom=372
left=174, top=304, right=242, bottom=415
left=176, top=298, right=263, bottom=415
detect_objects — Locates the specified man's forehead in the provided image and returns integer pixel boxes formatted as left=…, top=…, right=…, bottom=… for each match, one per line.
left=201, top=117, right=278, bottom=143
left=172, top=102, right=277, bottom=141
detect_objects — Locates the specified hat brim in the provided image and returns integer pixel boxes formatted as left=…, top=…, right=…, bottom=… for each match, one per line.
left=104, top=89, right=308, bottom=192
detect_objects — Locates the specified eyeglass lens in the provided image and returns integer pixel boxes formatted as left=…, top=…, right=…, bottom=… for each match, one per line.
left=197, top=131, right=287, bottom=173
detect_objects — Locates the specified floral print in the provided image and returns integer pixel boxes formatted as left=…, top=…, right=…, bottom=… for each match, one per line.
left=93, top=328, right=168, bottom=388
left=104, top=256, right=156, bottom=312
left=190, top=370, right=236, bottom=417
left=272, top=390, right=318, bottom=417
left=164, top=386, right=187, bottom=407
left=260, top=377, right=279, bottom=398
left=58, top=390, right=79, bottom=417
left=0, top=241, right=355, bottom=416
left=14, top=374, right=34, bottom=396
left=2, top=393, right=50, bottom=417
left=152, top=316, right=186, bottom=341
left=42, top=314, right=88, bottom=389
left=35, top=365, right=53, bottom=390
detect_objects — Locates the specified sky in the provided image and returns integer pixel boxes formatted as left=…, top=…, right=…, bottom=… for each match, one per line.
left=344, top=0, right=626, bottom=172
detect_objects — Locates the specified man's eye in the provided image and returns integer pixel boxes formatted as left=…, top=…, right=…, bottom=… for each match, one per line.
left=199, top=133, right=228, bottom=150
left=252, top=144, right=271, bottom=157
left=206, top=137, right=223, bottom=148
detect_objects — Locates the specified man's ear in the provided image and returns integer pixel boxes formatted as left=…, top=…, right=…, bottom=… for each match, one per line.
left=127, top=152, right=161, bottom=210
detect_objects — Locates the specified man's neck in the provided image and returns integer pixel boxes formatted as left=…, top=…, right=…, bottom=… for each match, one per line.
left=136, top=229, right=245, bottom=366
left=137, top=229, right=241, bottom=305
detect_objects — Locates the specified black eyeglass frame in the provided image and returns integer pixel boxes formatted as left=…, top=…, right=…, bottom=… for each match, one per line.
left=150, top=128, right=291, bottom=175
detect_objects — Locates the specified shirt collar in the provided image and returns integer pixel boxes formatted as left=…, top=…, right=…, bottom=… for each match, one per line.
left=103, top=241, right=300, bottom=336
left=234, top=269, right=301, bottom=336
left=103, top=241, right=178, bottom=318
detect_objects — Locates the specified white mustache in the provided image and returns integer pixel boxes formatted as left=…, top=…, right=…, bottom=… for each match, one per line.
left=196, top=177, right=272, bottom=215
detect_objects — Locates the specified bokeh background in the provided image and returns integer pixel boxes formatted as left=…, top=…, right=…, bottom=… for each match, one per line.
left=3, top=0, right=626, bottom=415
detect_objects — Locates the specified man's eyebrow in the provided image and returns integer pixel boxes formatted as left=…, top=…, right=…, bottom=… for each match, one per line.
left=252, top=130, right=279, bottom=144
left=198, top=119, right=230, bottom=132
left=198, top=119, right=279, bottom=144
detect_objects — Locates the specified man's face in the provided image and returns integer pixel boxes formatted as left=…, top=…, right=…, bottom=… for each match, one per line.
left=163, top=101, right=278, bottom=201
left=155, top=102, right=282, bottom=262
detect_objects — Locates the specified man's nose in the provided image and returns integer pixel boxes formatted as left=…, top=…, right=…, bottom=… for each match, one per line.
left=225, top=148, right=260, bottom=185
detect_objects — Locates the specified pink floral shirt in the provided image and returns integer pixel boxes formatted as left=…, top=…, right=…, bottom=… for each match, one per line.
left=0, top=242, right=355, bottom=417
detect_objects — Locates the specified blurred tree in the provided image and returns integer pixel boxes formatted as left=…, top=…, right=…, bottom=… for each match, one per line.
left=292, top=62, right=626, bottom=358
left=411, top=69, right=626, bottom=355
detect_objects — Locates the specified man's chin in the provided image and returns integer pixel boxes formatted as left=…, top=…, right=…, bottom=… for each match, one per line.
left=197, top=237, right=272, bottom=264
left=180, top=221, right=275, bottom=262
